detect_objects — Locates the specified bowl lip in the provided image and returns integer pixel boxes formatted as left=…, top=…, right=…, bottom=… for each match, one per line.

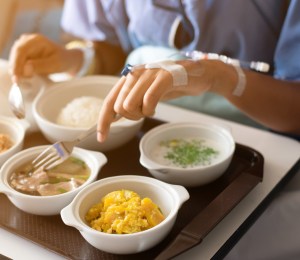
left=0, top=145, right=103, bottom=199
left=32, top=76, right=144, bottom=130
left=66, top=175, right=181, bottom=237
left=50, top=75, right=121, bottom=87
left=0, top=116, right=28, bottom=156
left=139, top=121, right=236, bottom=171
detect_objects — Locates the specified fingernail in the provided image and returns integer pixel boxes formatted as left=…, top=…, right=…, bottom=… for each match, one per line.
left=23, top=63, right=34, bottom=77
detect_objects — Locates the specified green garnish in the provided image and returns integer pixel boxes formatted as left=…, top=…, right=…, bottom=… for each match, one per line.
left=57, top=188, right=68, bottom=194
left=77, top=175, right=89, bottom=181
left=70, top=157, right=86, bottom=168
left=160, top=139, right=218, bottom=168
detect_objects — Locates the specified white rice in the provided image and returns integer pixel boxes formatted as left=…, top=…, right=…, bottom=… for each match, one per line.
left=56, top=96, right=104, bottom=128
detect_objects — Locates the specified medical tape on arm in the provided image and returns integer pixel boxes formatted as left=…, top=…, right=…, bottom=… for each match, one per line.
left=231, top=65, right=246, bottom=96
left=145, top=60, right=188, bottom=86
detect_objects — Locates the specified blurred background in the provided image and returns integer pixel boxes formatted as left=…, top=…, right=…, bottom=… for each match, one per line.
left=0, top=0, right=66, bottom=127
left=0, top=0, right=65, bottom=59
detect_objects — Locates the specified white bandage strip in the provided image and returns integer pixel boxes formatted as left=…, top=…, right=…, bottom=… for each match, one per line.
left=232, top=65, right=246, bottom=96
left=145, top=60, right=188, bottom=86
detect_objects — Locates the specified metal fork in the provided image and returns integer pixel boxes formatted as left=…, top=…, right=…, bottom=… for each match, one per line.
left=32, top=124, right=97, bottom=170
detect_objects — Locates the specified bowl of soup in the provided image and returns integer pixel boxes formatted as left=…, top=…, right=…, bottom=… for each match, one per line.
left=61, top=175, right=189, bottom=254
left=0, top=145, right=107, bottom=215
left=139, top=122, right=235, bottom=187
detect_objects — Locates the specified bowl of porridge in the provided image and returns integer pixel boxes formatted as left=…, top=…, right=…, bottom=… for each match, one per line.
left=139, top=122, right=235, bottom=187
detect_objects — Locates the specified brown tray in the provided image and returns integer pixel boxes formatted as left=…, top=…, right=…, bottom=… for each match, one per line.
left=0, top=117, right=264, bottom=260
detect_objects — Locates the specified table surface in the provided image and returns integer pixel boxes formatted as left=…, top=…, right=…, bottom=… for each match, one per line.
left=0, top=102, right=299, bottom=260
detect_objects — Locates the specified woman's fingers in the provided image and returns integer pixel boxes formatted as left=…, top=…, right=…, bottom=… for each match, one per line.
left=9, top=33, right=66, bottom=81
left=142, top=70, right=172, bottom=116
left=99, top=60, right=212, bottom=142
left=97, top=76, right=126, bottom=142
left=114, top=69, right=173, bottom=119
left=97, top=69, right=174, bottom=142
left=113, top=72, right=141, bottom=119
left=9, top=36, right=30, bottom=79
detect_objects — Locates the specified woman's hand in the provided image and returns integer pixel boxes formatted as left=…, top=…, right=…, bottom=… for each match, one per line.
left=96, top=57, right=300, bottom=139
left=9, top=33, right=82, bottom=82
left=97, top=60, right=217, bottom=142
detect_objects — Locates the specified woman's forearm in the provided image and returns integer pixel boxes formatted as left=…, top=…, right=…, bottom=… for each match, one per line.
left=210, top=61, right=300, bottom=134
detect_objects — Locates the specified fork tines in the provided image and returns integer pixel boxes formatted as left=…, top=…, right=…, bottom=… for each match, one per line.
left=32, top=143, right=68, bottom=170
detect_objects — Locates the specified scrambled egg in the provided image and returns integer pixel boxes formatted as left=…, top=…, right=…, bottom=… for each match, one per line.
left=85, top=189, right=165, bottom=234
left=0, top=133, right=13, bottom=154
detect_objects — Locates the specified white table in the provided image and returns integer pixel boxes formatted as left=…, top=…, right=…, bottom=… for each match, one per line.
left=1, top=103, right=299, bottom=260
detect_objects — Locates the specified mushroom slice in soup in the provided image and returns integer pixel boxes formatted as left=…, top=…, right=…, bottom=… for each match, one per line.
left=37, top=178, right=79, bottom=196
left=9, top=157, right=91, bottom=196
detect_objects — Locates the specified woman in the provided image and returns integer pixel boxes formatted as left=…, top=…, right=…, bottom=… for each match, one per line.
left=8, top=1, right=300, bottom=258
left=9, top=0, right=300, bottom=142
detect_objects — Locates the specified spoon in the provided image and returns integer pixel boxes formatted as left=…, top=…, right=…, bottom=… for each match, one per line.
left=8, top=82, right=26, bottom=119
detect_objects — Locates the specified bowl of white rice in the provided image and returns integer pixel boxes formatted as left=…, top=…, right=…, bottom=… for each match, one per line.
left=32, top=76, right=144, bottom=151
left=56, top=96, right=104, bottom=128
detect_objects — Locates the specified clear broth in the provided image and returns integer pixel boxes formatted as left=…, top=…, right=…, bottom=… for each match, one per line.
left=9, top=157, right=91, bottom=196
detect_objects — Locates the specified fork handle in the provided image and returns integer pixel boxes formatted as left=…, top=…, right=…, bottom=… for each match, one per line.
left=74, top=124, right=97, bottom=144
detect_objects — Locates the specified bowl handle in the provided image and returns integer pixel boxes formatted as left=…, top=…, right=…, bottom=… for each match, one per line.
left=139, top=154, right=168, bottom=172
left=60, top=204, right=83, bottom=232
left=170, top=184, right=190, bottom=206
left=89, top=151, right=108, bottom=168
left=0, top=182, right=14, bottom=196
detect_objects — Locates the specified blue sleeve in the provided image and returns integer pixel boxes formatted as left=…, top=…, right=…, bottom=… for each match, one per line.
left=61, top=0, right=122, bottom=46
left=274, top=0, right=300, bottom=81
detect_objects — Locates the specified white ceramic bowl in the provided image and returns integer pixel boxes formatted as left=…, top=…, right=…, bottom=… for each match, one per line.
left=0, top=116, right=30, bottom=167
left=0, top=145, right=107, bottom=215
left=32, top=76, right=144, bottom=151
left=139, top=122, right=235, bottom=187
left=61, top=175, right=189, bottom=254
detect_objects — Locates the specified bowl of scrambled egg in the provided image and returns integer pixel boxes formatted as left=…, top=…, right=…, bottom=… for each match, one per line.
left=60, top=175, right=189, bottom=254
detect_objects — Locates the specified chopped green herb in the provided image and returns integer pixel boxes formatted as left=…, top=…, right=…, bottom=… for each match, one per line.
left=70, top=157, right=86, bottom=168
left=160, top=139, right=218, bottom=168
left=47, top=177, right=70, bottom=184
left=57, top=188, right=68, bottom=194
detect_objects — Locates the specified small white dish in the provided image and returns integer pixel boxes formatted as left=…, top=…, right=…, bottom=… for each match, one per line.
left=61, top=175, right=189, bottom=254
left=139, top=122, right=235, bottom=187
left=0, top=145, right=107, bottom=215
left=0, top=116, right=30, bottom=167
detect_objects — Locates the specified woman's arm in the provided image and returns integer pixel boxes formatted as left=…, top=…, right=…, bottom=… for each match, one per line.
left=9, top=33, right=127, bottom=82
left=97, top=59, right=300, bottom=142
left=211, top=61, right=300, bottom=134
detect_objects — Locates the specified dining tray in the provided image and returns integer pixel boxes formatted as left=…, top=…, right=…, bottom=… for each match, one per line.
left=0, top=117, right=264, bottom=260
